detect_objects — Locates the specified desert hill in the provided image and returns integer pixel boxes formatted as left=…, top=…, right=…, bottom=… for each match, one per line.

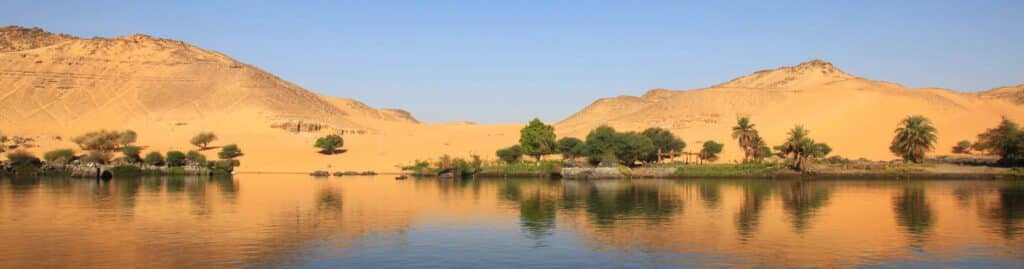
left=557, top=60, right=1024, bottom=161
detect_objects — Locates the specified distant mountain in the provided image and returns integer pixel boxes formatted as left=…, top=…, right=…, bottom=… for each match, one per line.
left=558, top=60, right=1024, bottom=161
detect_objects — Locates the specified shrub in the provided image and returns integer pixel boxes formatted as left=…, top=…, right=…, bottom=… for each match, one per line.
left=314, top=134, right=344, bottom=154
left=80, top=151, right=113, bottom=164
left=121, top=145, right=142, bottom=163
left=144, top=151, right=165, bottom=166
left=166, top=151, right=186, bottom=167
left=43, top=149, right=76, bottom=164
left=699, top=140, right=725, bottom=163
left=6, top=150, right=41, bottom=172
left=557, top=137, right=586, bottom=160
left=952, top=140, right=973, bottom=154
left=218, top=144, right=242, bottom=159
left=496, top=145, right=523, bottom=164
left=110, top=165, right=143, bottom=176
left=190, top=132, right=217, bottom=149
left=186, top=150, right=206, bottom=166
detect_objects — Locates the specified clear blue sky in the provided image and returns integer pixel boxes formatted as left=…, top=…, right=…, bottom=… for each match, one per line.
left=4, top=1, right=1022, bottom=123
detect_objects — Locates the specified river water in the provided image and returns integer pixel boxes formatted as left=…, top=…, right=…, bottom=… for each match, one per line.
left=0, top=175, right=1021, bottom=268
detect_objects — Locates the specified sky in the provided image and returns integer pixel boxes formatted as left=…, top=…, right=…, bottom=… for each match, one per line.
left=3, top=1, right=1023, bottom=123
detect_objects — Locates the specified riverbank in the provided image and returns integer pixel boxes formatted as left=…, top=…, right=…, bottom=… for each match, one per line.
left=560, top=163, right=1023, bottom=180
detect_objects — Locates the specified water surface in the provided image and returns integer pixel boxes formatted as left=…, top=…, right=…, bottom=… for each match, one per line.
left=1, top=175, right=1021, bottom=268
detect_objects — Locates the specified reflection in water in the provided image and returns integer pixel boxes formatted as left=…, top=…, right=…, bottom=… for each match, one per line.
left=0, top=176, right=1022, bottom=268
left=779, top=181, right=832, bottom=233
left=893, top=186, right=934, bottom=243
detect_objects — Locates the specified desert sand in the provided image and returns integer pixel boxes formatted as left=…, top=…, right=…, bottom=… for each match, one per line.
left=1, top=26, right=1022, bottom=172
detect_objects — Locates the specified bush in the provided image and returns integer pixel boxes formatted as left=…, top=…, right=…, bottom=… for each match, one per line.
left=952, top=140, right=973, bottom=154
left=496, top=145, right=523, bottom=164
left=314, top=134, right=344, bottom=154
left=166, top=151, right=186, bottom=167
left=6, top=150, right=41, bottom=172
left=699, top=140, right=725, bottom=163
left=207, top=159, right=239, bottom=174
left=121, top=145, right=142, bottom=163
left=190, top=132, right=217, bottom=149
left=186, top=150, right=206, bottom=166
left=80, top=151, right=113, bottom=164
left=218, top=144, right=242, bottom=159
left=557, top=137, right=586, bottom=160
left=581, top=126, right=656, bottom=166
left=72, top=130, right=136, bottom=151
left=144, top=151, right=165, bottom=166
left=110, top=165, right=143, bottom=176
left=43, top=149, right=76, bottom=164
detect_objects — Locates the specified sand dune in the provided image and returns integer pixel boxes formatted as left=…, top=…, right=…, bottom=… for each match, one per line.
left=2, top=26, right=1021, bottom=172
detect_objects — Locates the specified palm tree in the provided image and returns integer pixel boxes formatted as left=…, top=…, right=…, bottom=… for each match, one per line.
left=778, top=125, right=812, bottom=170
left=732, top=117, right=759, bottom=162
left=890, top=115, right=938, bottom=163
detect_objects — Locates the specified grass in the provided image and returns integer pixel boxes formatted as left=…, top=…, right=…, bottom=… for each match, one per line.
left=674, top=163, right=781, bottom=177
left=481, top=160, right=561, bottom=174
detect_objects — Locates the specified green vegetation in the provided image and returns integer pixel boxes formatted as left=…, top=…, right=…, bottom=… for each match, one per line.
left=186, top=150, right=206, bottom=166
left=190, top=132, right=217, bottom=149
left=166, top=151, right=186, bottom=167
left=973, top=117, right=1024, bottom=166
left=641, top=127, right=685, bottom=162
left=72, top=130, right=136, bottom=151
left=402, top=155, right=483, bottom=178
left=6, top=150, right=41, bottom=173
left=496, top=145, right=524, bottom=164
left=699, top=140, right=724, bottom=163
left=519, top=118, right=558, bottom=161
left=43, top=149, right=75, bottom=165
left=582, top=125, right=655, bottom=166
left=218, top=144, right=242, bottom=159
left=314, top=134, right=344, bottom=154
left=481, top=160, right=562, bottom=174
left=556, top=137, right=585, bottom=160
left=775, top=125, right=831, bottom=171
left=952, top=140, right=973, bottom=154
left=889, top=115, right=938, bottom=163
left=144, top=151, right=165, bottom=166
left=731, top=117, right=763, bottom=162
left=121, top=145, right=142, bottom=164
left=81, top=151, right=112, bottom=164
left=675, top=163, right=779, bottom=177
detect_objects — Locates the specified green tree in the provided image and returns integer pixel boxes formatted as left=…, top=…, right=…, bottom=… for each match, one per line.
left=73, top=130, right=134, bottom=151
left=952, top=140, right=973, bottom=154
left=889, top=115, right=938, bottom=163
left=121, top=145, right=142, bottom=163
left=119, top=130, right=137, bottom=148
left=973, top=117, right=1024, bottom=165
left=776, top=125, right=822, bottom=170
left=218, top=144, right=243, bottom=159
left=314, top=134, right=344, bottom=154
left=496, top=145, right=523, bottom=164
left=556, top=137, right=586, bottom=160
left=640, top=127, right=685, bottom=162
left=43, top=149, right=76, bottom=165
left=699, top=140, right=724, bottom=163
left=144, top=151, right=165, bottom=166
left=190, top=132, right=217, bottom=150
left=6, top=150, right=41, bottom=172
left=519, top=118, right=558, bottom=161
left=731, top=117, right=761, bottom=162
left=750, top=136, right=772, bottom=161
left=614, top=132, right=655, bottom=166
left=186, top=150, right=207, bottom=166
left=166, top=151, right=186, bottom=167
left=584, top=125, right=620, bottom=165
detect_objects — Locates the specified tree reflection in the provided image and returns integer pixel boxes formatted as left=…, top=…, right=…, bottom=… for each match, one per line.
left=779, top=181, right=831, bottom=233
left=210, top=176, right=238, bottom=202
left=735, top=182, right=771, bottom=241
left=982, top=183, right=1024, bottom=239
left=519, top=190, right=557, bottom=242
left=317, top=187, right=343, bottom=214
left=584, top=181, right=682, bottom=226
left=893, top=186, right=933, bottom=244
left=697, top=182, right=721, bottom=210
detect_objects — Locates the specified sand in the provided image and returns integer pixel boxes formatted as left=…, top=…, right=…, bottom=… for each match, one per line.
left=1, top=26, right=1022, bottom=173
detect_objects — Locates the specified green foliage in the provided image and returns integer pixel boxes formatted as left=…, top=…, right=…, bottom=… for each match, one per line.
left=314, top=134, right=344, bottom=154
left=613, top=131, right=654, bottom=166
left=952, top=140, right=973, bottom=154
left=482, top=160, right=562, bottom=174
left=190, top=132, right=217, bottom=149
left=776, top=125, right=830, bottom=170
left=6, top=150, right=41, bottom=172
left=518, top=118, right=558, bottom=161
left=640, top=127, right=685, bottom=162
left=581, top=125, right=657, bottom=166
left=218, top=144, right=242, bottom=159
left=121, top=145, right=142, bottom=163
left=144, top=151, right=165, bottom=166
left=731, top=117, right=763, bottom=162
left=496, top=145, right=524, bottom=164
left=973, top=117, right=1024, bottom=165
left=72, top=130, right=137, bottom=151
left=81, top=151, right=112, bottom=164
left=675, top=163, right=779, bottom=177
left=401, top=160, right=431, bottom=173
left=699, top=140, right=725, bottom=163
left=556, top=137, right=586, bottom=160
left=207, top=159, right=240, bottom=174
left=110, top=165, right=143, bottom=176
left=186, top=150, right=207, bottom=166
left=166, top=151, right=186, bottom=167
left=43, top=148, right=76, bottom=164
left=889, top=115, right=938, bottom=163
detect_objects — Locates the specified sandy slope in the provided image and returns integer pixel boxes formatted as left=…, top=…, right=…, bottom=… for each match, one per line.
left=2, top=26, right=1022, bottom=172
